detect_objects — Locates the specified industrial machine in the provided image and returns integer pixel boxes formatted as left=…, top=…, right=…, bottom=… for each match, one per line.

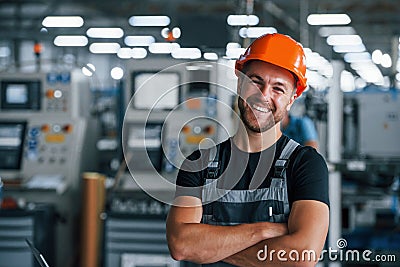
left=0, top=69, right=98, bottom=267
left=339, top=86, right=400, bottom=260
left=103, top=59, right=238, bottom=267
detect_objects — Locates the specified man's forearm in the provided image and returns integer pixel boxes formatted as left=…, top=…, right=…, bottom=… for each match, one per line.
left=167, top=221, right=287, bottom=264
left=224, top=233, right=321, bottom=267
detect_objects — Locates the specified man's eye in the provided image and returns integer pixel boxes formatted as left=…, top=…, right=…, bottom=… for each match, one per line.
left=273, top=87, right=285, bottom=93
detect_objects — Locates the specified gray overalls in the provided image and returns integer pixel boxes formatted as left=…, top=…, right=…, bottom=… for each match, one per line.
left=200, top=139, right=299, bottom=266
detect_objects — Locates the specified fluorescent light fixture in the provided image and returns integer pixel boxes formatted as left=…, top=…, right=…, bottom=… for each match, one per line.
left=42, top=16, right=84, bottom=27
left=81, top=63, right=95, bottom=77
left=372, top=49, right=383, bottom=64
left=227, top=15, right=259, bottom=26
left=340, top=70, right=355, bottom=92
left=344, top=52, right=371, bottom=63
left=124, top=36, right=155, bottom=46
left=307, top=14, right=351, bottom=25
left=149, top=42, right=180, bottom=54
left=226, top=48, right=246, bottom=59
left=226, top=42, right=241, bottom=49
left=117, top=48, right=132, bottom=59
left=327, top=35, right=362, bottom=46
left=86, top=27, right=124, bottom=38
left=111, top=67, right=124, bottom=80
left=0, top=46, right=10, bottom=57
left=203, top=52, right=218, bottom=60
left=350, top=61, right=376, bottom=71
left=171, top=48, right=201, bottom=59
left=318, top=26, right=356, bottom=37
left=172, top=27, right=181, bottom=38
left=131, top=48, right=147, bottom=59
left=239, top=27, right=277, bottom=38
left=54, top=35, right=88, bottom=46
left=381, top=53, right=392, bottom=68
left=355, top=77, right=367, bottom=89
left=333, top=44, right=366, bottom=53
left=129, top=15, right=170, bottom=26
left=89, top=43, right=120, bottom=54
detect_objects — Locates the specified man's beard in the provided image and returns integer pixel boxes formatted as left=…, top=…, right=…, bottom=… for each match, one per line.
left=238, top=97, right=284, bottom=133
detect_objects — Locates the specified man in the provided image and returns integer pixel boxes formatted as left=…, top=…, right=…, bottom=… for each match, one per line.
left=166, top=33, right=329, bottom=266
left=281, top=111, right=319, bottom=150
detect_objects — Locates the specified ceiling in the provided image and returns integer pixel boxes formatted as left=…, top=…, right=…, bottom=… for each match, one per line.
left=1, top=0, right=399, bottom=77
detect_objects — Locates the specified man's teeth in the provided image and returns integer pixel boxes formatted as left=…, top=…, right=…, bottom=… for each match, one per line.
left=252, top=104, right=269, bottom=113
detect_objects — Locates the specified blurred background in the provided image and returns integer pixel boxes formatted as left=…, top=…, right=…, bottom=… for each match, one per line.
left=0, top=0, right=399, bottom=266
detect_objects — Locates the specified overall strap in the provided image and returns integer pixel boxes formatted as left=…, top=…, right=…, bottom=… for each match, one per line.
left=206, top=144, right=220, bottom=179
left=274, top=139, right=300, bottom=178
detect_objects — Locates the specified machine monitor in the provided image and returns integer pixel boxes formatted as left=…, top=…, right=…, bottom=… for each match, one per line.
left=0, top=80, right=41, bottom=110
left=0, top=121, right=26, bottom=170
left=131, top=72, right=180, bottom=110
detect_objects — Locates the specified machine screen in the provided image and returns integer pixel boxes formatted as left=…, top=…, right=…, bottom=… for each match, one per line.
left=132, top=72, right=180, bottom=110
left=1, top=80, right=41, bottom=110
left=0, top=121, right=26, bottom=169
left=6, top=84, right=28, bottom=104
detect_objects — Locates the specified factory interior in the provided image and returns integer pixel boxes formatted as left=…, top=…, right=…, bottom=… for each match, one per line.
left=0, top=0, right=399, bottom=266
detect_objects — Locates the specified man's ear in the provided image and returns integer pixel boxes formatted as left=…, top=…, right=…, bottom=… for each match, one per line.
left=286, top=93, right=298, bottom=111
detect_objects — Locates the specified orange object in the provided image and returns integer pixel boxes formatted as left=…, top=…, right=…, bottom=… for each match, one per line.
left=33, top=42, right=42, bottom=55
left=45, top=134, right=65, bottom=143
left=41, top=124, right=50, bottom=133
left=63, top=124, right=73, bottom=133
left=203, top=125, right=214, bottom=135
left=235, top=33, right=307, bottom=96
left=181, top=125, right=190, bottom=134
left=81, top=172, right=106, bottom=267
left=46, top=89, right=54, bottom=98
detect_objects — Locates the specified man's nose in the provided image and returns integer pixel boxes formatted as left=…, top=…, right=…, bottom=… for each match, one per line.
left=260, top=84, right=272, bottom=99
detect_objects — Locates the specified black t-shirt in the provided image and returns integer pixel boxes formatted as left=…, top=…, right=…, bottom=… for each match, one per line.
left=175, top=135, right=329, bottom=208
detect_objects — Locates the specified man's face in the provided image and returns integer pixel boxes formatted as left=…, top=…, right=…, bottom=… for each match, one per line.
left=237, top=61, right=297, bottom=133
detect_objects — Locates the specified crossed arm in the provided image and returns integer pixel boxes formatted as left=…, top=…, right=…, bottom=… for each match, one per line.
left=166, top=196, right=329, bottom=266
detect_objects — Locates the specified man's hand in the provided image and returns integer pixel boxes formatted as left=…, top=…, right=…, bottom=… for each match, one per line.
left=223, top=200, right=329, bottom=267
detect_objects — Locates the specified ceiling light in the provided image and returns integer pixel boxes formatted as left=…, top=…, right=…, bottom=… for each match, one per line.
left=129, top=16, right=170, bottom=26
left=227, top=15, right=259, bottom=26
left=111, top=67, right=124, bottom=80
left=124, top=36, right=155, bottom=46
left=371, top=49, right=383, bottom=64
left=381, top=53, right=392, bottom=68
left=117, top=48, right=132, bottom=59
left=42, top=16, right=84, bottom=27
left=172, top=27, right=181, bottom=38
left=333, top=44, right=366, bottom=53
left=203, top=52, right=218, bottom=60
left=149, top=42, right=180, bottom=54
left=327, top=35, right=362, bottom=46
left=225, top=48, right=246, bottom=59
left=54, top=35, right=88, bottom=46
left=81, top=63, right=95, bottom=77
left=89, top=43, right=120, bottom=54
left=131, top=48, right=147, bottom=59
left=226, top=43, right=241, bottom=49
left=86, top=28, right=124, bottom=38
left=307, top=14, right=351, bottom=26
left=318, top=26, right=356, bottom=37
left=239, top=27, right=277, bottom=38
left=344, top=52, right=371, bottom=63
left=171, top=48, right=202, bottom=59
left=340, top=70, right=355, bottom=92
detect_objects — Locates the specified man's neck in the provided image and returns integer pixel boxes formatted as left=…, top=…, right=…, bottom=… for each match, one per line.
left=233, top=122, right=282, bottom=153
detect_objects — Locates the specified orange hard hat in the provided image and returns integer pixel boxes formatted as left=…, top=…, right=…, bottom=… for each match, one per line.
left=235, top=33, right=307, bottom=96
